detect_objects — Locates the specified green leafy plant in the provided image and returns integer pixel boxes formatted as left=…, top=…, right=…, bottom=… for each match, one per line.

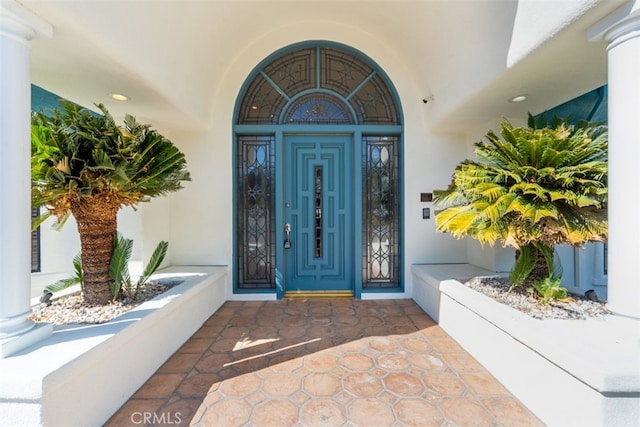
left=433, top=115, right=607, bottom=299
left=40, top=236, right=169, bottom=304
left=40, top=252, right=84, bottom=304
left=32, top=100, right=190, bottom=304
left=110, top=233, right=169, bottom=301
left=531, top=277, right=568, bottom=303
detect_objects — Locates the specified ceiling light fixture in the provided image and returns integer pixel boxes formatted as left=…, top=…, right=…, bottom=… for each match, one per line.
left=509, top=95, right=527, bottom=103
left=111, top=93, right=129, bottom=101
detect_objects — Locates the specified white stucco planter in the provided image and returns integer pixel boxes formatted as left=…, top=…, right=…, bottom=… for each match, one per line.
left=0, top=266, right=228, bottom=427
left=412, top=264, right=640, bottom=427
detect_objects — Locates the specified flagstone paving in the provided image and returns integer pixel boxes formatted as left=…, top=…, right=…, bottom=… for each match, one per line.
left=106, top=299, right=543, bottom=426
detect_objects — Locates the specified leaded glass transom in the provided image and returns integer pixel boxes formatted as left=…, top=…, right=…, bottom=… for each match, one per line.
left=237, top=74, right=287, bottom=125
left=350, top=74, right=399, bottom=124
left=237, top=44, right=399, bottom=125
left=320, top=47, right=373, bottom=97
left=284, top=94, right=353, bottom=124
left=263, top=48, right=317, bottom=98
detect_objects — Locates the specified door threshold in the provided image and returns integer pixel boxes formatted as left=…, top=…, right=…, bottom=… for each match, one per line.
left=284, top=290, right=354, bottom=299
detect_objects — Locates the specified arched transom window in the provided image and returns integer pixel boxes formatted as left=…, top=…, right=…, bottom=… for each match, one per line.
left=237, top=46, right=399, bottom=125
left=234, top=42, right=403, bottom=295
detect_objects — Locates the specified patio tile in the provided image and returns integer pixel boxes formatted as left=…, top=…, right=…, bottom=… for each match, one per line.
left=300, top=399, right=347, bottom=426
left=423, top=372, right=467, bottom=395
left=177, top=372, right=220, bottom=398
left=157, top=352, right=201, bottom=373
left=480, top=397, right=546, bottom=426
left=252, top=399, right=299, bottom=427
left=376, top=353, right=410, bottom=371
left=341, top=353, right=374, bottom=371
left=198, top=399, right=252, bottom=426
left=176, top=338, right=212, bottom=354
left=461, top=371, right=512, bottom=396
left=303, top=372, right=341, bottom=396
left=343, top=372, right=383, bottom=396
left=394, top=398, right=443, bottom=427
left=132, top=373, right=185, bottom=399
left=261, top=372, right=300, bottom=396
left=218, top=373, right=261, bottom=397
left=440, top=397, right=494, bottom=426
left=107, top=299, right=542, bottom=426
left=383, top=372, right=425, bottom=396
left=441, top=351, right=487, bottom=372
left=305, top=352, right=338, bottom=371
left=348, top=397, right=395, bottom=426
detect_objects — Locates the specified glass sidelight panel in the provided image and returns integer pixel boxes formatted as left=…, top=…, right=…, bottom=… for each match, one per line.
left=237, top=136, right=276, bottom=289
left=314, top=165, right=323, bottom=258
left=362, top=136, right=400, bottom=288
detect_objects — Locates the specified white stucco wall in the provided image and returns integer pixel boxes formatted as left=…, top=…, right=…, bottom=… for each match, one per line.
left=163, top=22, right=471, bottom=296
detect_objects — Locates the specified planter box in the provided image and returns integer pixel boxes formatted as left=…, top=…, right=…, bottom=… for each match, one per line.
left=412, top=264, right=640, bottom=427
left=0, top=266, right=228, bottom=427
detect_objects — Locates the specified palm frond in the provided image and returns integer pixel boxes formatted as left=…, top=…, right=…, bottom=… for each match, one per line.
left=509, top=244, right=537, bottom=285
left=136, top=241, right=169, bottom=287
left=109, top=232, right=133, bottom=300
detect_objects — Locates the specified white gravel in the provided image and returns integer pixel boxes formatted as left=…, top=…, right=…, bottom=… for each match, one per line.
left=29, top=282, right=171, bottom=325
left=463, top=276, right=610, bottom=320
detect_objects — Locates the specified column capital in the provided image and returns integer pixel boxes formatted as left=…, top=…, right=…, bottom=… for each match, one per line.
left=0, top=0, right=52, bottom=41
left=588, top=2, right=640, bottom=44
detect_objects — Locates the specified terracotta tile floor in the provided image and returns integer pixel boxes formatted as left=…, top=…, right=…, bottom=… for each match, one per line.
left=106, top=299, right=543, bottom=426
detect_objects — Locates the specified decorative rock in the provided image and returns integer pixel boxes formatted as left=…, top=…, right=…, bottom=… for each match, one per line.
left=29, top=282, right=171, bottom=325
left=463, top=277, right=610, bottom=320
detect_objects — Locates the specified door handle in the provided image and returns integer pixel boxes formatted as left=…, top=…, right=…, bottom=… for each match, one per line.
left=284, top=223, right=292, bottom=249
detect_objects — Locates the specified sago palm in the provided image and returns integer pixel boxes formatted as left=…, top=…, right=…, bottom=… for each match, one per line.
left=433, top=116, right=607, bottom=288
left=32, top=101, right=191, bottom=304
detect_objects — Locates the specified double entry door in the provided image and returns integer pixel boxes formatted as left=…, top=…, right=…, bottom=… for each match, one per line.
left=283, top=134, right=354, bottom=293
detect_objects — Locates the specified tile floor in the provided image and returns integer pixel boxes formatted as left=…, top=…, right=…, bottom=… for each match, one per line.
left=106, top=299, right=543, bottom=426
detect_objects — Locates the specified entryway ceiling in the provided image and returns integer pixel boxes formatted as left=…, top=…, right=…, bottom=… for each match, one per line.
left=18, top=0, right=629, bottom=133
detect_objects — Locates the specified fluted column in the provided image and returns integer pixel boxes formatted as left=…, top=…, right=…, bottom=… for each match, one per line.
left=0, top=0, right=53, bottom=357
left=590, top=4, right=640, bottom=319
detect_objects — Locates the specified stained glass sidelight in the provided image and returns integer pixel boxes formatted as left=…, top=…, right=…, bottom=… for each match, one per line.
left=237, top=136, right=276, bottom=289
left=362, top=136, right=400, bottom=288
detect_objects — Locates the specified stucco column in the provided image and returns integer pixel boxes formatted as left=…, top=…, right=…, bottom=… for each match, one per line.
left=0, top=1, right=53, bottom=357
left=592, top=5, right=640, bottom=319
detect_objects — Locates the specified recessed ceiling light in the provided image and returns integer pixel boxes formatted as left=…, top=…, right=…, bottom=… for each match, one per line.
left=111, top=93, right=128, bottom=101
left=510, top=95, right=527, bottom=103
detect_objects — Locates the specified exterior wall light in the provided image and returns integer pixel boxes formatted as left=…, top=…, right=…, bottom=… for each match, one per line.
left=111, top=93, right=128, bottom=101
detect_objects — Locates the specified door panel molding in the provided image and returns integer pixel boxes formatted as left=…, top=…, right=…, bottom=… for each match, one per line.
left=284, top=134, right=353, bottom=292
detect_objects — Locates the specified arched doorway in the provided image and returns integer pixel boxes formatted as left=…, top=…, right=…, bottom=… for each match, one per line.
left=233, top=41, right=403, bottom=298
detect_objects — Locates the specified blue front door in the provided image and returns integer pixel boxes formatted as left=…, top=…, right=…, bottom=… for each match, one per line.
left=284, top=134, right=353, bottom=292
